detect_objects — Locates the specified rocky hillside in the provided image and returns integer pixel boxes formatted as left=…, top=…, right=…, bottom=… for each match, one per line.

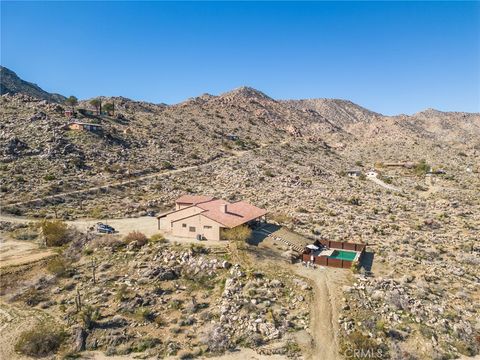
left=1, top=70, right=480, bottom=359
left=0, top=66, right=65, bottom=103
left=1, top=81, right=479, bottom=208
left=284, top=98, right=383, bottom=127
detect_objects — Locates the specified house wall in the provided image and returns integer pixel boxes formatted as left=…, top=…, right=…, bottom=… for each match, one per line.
left=171, top=214, right=222, bottom=240
left=159, top=206, right=204, bottom=231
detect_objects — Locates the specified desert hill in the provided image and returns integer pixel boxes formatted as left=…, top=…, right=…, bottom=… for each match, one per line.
left=0, top=69, right=479, bottom=360
left=0, top=66, right=66, bottom=103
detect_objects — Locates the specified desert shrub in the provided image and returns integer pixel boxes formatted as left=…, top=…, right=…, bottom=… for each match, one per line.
left=135, top=308, right=155, bottom=322
left=285, top=341, right=301, bottom=355
left=89, top=207, right=103, bottom=219
left=124, top=231, right=148, bottom=246
left=116, top=284, right=132, bottom=301
left=169, top=299, right=183, bottom=310
left=79, top=305, right=100, bottom=329
left=6, top=206, right=23, bottom=216
left=43, top=174, right=56, bottom=181
left=220, top=225, right=251, bottom=242
left=150, top=233, right=167, bottom=243
left=380, top=176, right=393, bottom=184
left=270, top=212, right=292, bottom=224
left=340, top=330, right=387, bottom=359
left=15, top=325, right=66, bottom=357
left=415, top=159, right=430, bottom=175
left=41, top=220, right=69, bottom=247
left=89, top=234, right=123, bottom=250
left=161, top=161, right=174, bottom=170
left=46, top=257, right=69, bottom=277
left=131, top=338, right=160, bottom=353
left=20, top=287, right=47, bottom=307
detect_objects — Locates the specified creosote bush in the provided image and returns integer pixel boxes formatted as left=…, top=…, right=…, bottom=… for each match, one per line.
left=15, top=325, right=66, bottom=357
left=41, top=220, right=69, bottom=247
left=150, top=233, right=167, bottom=243
left=124, top=231, right=148, bottom=246
left=46, top=257, right=68, bottom=277
left=220, top=225, right=252, bottom=242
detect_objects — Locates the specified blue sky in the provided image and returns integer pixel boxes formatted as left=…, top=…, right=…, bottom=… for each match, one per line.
left=1, top=1, right=479, bottom=115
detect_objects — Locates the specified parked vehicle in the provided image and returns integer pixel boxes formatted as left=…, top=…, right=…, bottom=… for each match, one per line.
left=96, top=222, right=115, bottom=234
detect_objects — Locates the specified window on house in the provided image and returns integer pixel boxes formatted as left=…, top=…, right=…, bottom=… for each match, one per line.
left=182, top=223, right=187, bottom=228
left=189, top=226, right=196, bottom=232
left=204, top=225, right=212, bottom=229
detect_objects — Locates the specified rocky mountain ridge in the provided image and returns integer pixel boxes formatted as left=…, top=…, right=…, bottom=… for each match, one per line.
left=0, top=66, right=66, bottom=103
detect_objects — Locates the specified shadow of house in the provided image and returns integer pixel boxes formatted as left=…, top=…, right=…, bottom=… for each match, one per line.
left=360, top=251, right=375, bottom=272
left=249, top=223, right=281, bottom=246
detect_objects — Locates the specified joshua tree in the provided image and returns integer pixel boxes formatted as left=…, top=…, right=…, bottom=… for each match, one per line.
left=89, top=98, right=102, bottom=115
left=65, top=96, right=78, bottom=111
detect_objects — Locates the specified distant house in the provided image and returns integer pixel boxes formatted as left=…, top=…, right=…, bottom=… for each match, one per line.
left=67, top=121, right=102, bottom=132
left=157, top=195, right=267, bottom=241
left=346, top=169, right=362, bottom=178
left=366, top=170, right=378, bottom=177
left=226, top=134, right=239, bottom=141
left=64, top=109, right=74, bottom=118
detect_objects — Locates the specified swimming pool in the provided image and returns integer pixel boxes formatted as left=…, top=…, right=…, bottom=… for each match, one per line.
left=328, top=250, right=357, bottom=261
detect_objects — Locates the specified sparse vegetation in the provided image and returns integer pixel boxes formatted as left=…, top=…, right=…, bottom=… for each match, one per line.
left=41, top=220, right=70, bottom=247
left=123, top=231, right=148, bottom=246
left=220, top=225, right=252, bottom=242
left=15, top=325, right=66, bottom=357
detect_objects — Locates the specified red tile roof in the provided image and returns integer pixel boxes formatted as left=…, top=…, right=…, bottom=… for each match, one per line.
left=175, top=195, right=215, bottom=205
left=196, top=199, right=267, bottom=228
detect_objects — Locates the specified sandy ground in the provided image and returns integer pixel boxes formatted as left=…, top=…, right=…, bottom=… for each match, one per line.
left=66, top=216, right=160, bottom=237
left=0, top=237, right=54, bottom=269
left=80, top=349, right=288, bottom=360
left=0, top=300, right=57, bottom=360
left=293, top=265, right=347, bottom=360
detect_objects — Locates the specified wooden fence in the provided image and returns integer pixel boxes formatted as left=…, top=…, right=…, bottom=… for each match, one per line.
left=302, top=240, right=366, bottom=269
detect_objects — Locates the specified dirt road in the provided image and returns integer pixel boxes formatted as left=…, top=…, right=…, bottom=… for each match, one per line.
left=294, top=266, right=347, bottom=360
left=367, top=175, right=401, bottom=192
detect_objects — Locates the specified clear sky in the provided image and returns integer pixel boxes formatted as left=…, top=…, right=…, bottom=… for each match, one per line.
left=1, top=1, right=479, bottom=115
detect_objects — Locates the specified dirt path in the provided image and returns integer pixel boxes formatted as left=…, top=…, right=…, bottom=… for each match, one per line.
left=294, top=266, right=347, bottom=360
left=248, top=229, right=348, bottom=360
left=367, top=175, right=401, bottom=192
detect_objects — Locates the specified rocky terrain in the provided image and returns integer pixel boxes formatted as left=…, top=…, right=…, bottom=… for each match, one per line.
left=0, top=68, right=479, bottom=359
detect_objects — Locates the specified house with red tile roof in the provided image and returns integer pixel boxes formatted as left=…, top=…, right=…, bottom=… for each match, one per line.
left=157, top=195, right=267, bottom=240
